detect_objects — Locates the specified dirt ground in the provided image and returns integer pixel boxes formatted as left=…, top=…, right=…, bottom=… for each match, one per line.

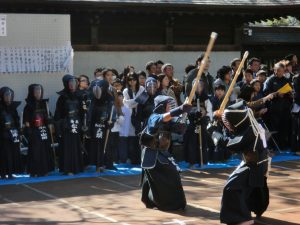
left=0, top=160, right=299, bottom=225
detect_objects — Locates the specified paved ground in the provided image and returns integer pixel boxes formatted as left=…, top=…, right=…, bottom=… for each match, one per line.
left=0, top=160, right=299, bottom=225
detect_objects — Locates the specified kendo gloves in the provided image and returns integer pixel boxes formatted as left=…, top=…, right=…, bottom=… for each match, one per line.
left=170, top=103, right=192, bottom=117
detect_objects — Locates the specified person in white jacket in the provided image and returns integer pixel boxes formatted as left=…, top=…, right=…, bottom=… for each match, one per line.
left=122, top=72, right=145, bottom=164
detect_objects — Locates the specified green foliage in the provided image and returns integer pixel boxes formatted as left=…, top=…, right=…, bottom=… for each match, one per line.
left=252, top=16, right=300, bottom=27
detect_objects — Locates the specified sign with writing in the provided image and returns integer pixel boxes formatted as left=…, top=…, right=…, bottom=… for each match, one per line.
left=0, top=15, right=7, bottom=36
left=0, top=43, right=73, bottom=73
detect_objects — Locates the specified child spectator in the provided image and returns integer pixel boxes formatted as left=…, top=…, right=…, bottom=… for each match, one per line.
left=111, top=91, right=125, bottom=163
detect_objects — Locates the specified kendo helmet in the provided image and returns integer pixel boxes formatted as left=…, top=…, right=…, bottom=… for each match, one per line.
left=89, top=79, right=109, bottom=100
left=145, top=77, right=158, bottom=96
left=222, top=100, right=250, bottom=133
left=0, top=87, right=14, bottom=106
left=222, top=100, right=268, bottom=151
left=153, top=95, right=177, bottom=114
left=62, top=74, right=78, bottom=93
left=27, top=84, right=44, bottom=102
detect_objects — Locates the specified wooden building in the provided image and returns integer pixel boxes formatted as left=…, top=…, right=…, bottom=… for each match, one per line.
left=1, top=0, right=300, bottom=73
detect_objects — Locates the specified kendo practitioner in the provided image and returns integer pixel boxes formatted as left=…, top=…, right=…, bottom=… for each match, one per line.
left=135, top=77, right=160, bottom=132
left=214, top=101, right=269, bottom=225
left=54, top=74, right=84, bottom=175
left=23, top=84, right=55, bottom=177
left=140, top=95, right=192, bottom=211
left=87, top=79, right=116, bottom=171
left=0, top=87, right=22, bottom=179
left=184, top=80, right=213, bottom=167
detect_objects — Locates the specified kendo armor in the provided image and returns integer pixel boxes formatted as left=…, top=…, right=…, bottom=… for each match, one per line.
left=140, top=95, right=183, bottom=150
left=64, top=98, right=81, bottom=134
left=0, top=87, right=20, bottom=143
left=222, top=101, right=268, bottom=164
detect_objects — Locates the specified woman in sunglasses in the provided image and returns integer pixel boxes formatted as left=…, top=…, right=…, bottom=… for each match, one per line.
left=122, top=72, right=145, bottom=164
left=78, top=75, right=90, bottom=91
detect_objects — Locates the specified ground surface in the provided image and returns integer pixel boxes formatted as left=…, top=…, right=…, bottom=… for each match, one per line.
left=0, top=160, right=299, bottom=225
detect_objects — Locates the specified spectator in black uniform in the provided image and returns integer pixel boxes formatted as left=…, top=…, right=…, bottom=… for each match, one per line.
left=263, top=63, right=293, bottom=149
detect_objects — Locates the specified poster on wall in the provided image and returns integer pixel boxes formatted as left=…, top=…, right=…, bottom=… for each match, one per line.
left=0, top=15, right=7, bottom=37
left=0, top=42, right=73, bottom=73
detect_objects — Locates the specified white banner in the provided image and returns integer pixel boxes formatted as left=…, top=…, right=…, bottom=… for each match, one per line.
left=0, top=43, right=73, bottom=73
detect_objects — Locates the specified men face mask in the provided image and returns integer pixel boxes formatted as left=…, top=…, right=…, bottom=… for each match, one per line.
left=93, top=85, right=102, bottom=99
left=68, top=79, right=77, bottom=93
left=3, top=89, right=13, bottom=105
left=146, top=80, right=158, bottom=96
left=33, top=85, right=42, bottom=101
left=168, top=98, right=177, bottom=110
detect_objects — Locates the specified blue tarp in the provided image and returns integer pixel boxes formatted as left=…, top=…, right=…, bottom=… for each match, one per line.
left=0, top=152, right=299, bottom=186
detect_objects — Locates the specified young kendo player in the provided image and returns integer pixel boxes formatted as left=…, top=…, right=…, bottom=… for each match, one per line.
left=23, top=84, right=55, bottom=177
left=0, top=87, right=22, bottom=179
left=54, top=74, right=84, bottom=175
left=140, top=95, right=192, bottom=211
left=86, top=79, right=117, bottom=172
left=211, top=101, right=270, bottom=225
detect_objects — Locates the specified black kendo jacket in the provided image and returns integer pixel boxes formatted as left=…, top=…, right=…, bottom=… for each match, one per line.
left=186, top=68, right=215, bottom=97
left=0, top=87, right=21, bottom=140
left=210, top=96, right=222, bottom=112
left=221, top=101, right=268, bottom=161
left=84, top=79, right=117, bottom=138
left=263, top=74, right=292, bottom=111
left=263, top=74, right=291, bottom=95
left=214, top=102, right=269, bottom=191
left=187, top=93, right=211, bottom=129
left=0, top=102, right=21, bottom=140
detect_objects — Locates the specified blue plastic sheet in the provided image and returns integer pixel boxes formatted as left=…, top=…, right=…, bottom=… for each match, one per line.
left=1, top=152, right=299, bottom=186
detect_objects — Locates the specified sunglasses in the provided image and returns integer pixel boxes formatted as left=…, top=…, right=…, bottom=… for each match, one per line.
left=128, top=79, right=137, bottom=82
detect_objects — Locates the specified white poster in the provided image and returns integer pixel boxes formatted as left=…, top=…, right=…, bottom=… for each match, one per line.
left=0, top=43, right=73, bottom=73
left=0, top=15, right=7, bottom=36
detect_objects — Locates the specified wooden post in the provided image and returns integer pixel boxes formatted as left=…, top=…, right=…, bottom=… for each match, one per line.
left=90, top=15, right=101, bottom=46
left=165, top=15, right=175, bottom=50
